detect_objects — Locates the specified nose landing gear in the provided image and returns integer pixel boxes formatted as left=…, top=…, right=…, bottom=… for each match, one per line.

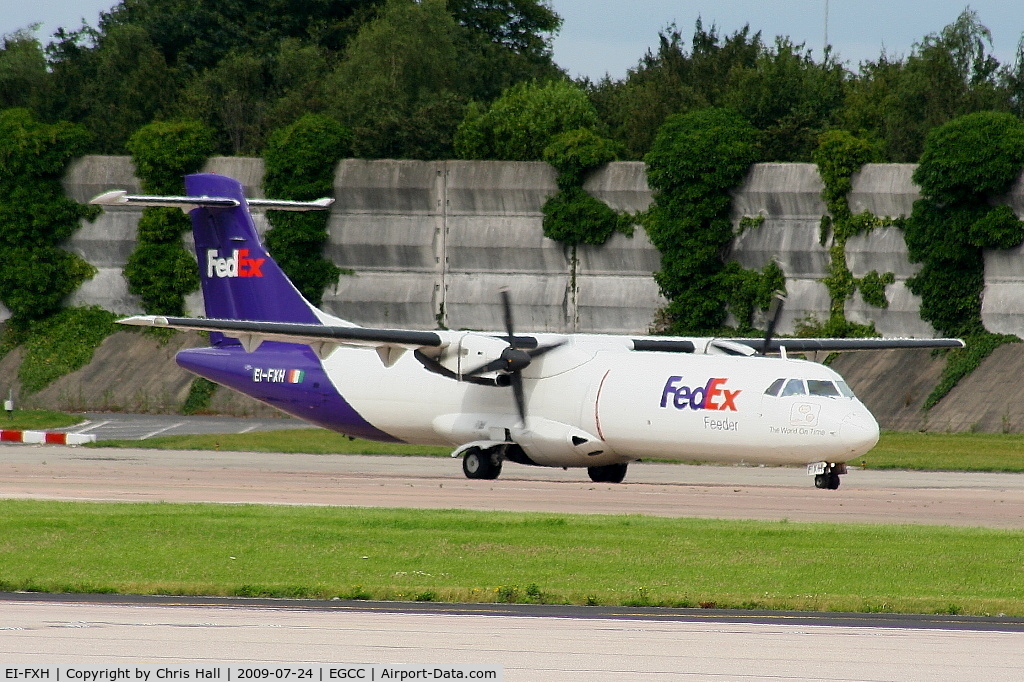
left=809, top=462, right=846, bottom=490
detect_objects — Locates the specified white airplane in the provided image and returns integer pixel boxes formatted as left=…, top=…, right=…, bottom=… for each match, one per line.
left=92, top=174, right=963, bottom=490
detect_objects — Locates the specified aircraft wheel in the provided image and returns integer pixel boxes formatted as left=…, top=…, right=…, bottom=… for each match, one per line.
left=814, top=473, right=841, bottom=490
left=463, top=448, right=502, bottom=480
left=588, top=463, right=628, bottom=484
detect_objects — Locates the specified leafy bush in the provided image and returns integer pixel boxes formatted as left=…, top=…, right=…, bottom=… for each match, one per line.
left=262, top=113, right=350, bottom=306
left=539, top=127, right=627, bottom=246
left=454, top=80, right=599, bottom=161
left=643, top=107, right=768, bottom=333
left=124, top=120, right=215, bottom=315
left=904, top=112, right=1024, bottom=338
left=0, top=108, right=99, bottom=325
left=181, top=377, right=218, bottom=415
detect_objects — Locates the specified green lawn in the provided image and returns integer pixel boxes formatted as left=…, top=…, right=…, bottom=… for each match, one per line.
left=90, top=429, right=452, bottom=457
left=1, top=499, right=1021, bottom=616
left=0, top=409, right=84, bottom=431
left=863, top=431, right=1024, bottom=473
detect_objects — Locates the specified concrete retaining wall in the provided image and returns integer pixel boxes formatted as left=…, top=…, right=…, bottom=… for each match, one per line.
left=27, top=156, right=1024, bottom=336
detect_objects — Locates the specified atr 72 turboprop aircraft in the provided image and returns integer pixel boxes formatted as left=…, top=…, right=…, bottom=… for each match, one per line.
left=92, top=174, right=963, bottom=490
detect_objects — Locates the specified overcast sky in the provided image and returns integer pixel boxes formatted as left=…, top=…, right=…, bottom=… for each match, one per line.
left=2, top=1, right=1022, bottom=79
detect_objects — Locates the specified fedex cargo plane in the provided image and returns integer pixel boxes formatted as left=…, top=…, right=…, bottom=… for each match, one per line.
left=93, top=174, right=963, bottom=489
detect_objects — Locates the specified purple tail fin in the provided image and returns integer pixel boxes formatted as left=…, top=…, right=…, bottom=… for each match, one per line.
left=185, top=173, right=320, bottom=324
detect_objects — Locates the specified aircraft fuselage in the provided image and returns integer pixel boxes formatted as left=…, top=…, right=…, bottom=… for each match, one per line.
left=177, top=331, right=879, bottom=470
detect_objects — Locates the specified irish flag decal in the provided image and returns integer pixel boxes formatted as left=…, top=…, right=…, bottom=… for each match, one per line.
left=286, top=369, right=305, bottom=384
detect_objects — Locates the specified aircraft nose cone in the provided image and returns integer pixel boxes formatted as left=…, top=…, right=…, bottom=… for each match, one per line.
left=840, top=411, right=880, bottom=456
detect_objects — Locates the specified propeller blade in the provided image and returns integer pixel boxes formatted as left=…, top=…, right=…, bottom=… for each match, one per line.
left=462, top=357, right=507, bottom=377
left=762, top=293, right=785, bottom=355
left=500, top=287, right=515, bottom=341
left=510, top=371, right=526, bottom=426
left=527, top=340, right=566, bottom=359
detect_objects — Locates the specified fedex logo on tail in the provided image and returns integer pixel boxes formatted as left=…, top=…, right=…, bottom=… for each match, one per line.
left=206, top=249, right=265, bottom=278
left=660, top=376, right=741, bottom=411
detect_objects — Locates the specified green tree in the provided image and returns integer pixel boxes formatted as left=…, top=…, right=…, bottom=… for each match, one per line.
left=326, top=0, right=468, bottom=159
left=99, top=0, right=386, bottom=72
left=723, top=38, right=846, bottom=162
left=123, top=119, right=215, bottom=315
left=904, top=111, right=1024, bottom=337
left=455, top=80, right=599, bottom=160
left=0, top=27, right=50, bottom=111
left=588, top=22, right=763, bottom=160
left=0, top=109, right=98, bottom=326
left=176, top=39, right=334, bottom=155
left=643, top=107, right=769, bottom=333
left=841, top=10, right=1012, bottom=162
left=263, top=113, right=350, bottom=306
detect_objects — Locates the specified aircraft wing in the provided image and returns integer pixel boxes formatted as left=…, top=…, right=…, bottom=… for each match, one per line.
left=626, top=335, right=965, bottom=356
left=118, top=315, right=447, bottom=366
left=733, top=337, right=965, bottom=353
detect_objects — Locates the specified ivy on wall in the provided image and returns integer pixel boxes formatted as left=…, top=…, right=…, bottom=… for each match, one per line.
left=807, top=130, right=895, bottom=337
left=643, top=107, right=782, bottom=334
left=541, top=128, right=632, bottom=246
left=905, top=112, right=1024, bottom=337
left=0, top=108, right=99, bottom=330
left=902, top=111, right=1024, bottom=408
left=262, top=114, right=351, bottom=307
left=124, top=120, right=215, bottom=315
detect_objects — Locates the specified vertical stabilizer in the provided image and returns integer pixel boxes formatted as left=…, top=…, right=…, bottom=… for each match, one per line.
left=185, top=173, right=321, bottom=324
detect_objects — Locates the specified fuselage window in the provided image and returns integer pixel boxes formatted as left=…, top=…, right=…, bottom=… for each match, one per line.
left=807, top=380, right=841, bottom=397
left=764, top=378, right=785, bottom=396
left=835, top=380, right=856, bottom=398
left=780, top=379, right=806, bottom=397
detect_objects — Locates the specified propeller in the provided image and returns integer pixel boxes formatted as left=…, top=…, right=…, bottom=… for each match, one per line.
left=462, top=288, right=565, bottom=425
left=760, top=292, right=785, bottom=355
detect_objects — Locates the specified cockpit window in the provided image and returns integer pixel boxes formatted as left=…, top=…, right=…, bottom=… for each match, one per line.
left=780, top=379, right=806, bottom=396
left=835, top=380, right=856, bottom=398
left=764, top=378, right=785, bottom=396
left=807, top=380, right=841, bottom=397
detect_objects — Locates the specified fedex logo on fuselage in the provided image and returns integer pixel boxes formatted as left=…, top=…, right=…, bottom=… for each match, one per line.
left=660, top=376, right=741, bottom=411
left=206, top=248, right=264, bottom=278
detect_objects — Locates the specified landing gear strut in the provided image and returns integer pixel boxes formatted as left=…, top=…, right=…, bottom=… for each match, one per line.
left=462, top=446, right=503, bottom=480
left=588, top=463, right=628, bottom=483
left=809, top=462, right=846, bottom=490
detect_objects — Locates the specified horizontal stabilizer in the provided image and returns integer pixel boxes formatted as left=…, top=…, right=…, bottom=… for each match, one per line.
left=90, top=190, right=333, bottom=214
left=118, top=315, right=446, bottom=360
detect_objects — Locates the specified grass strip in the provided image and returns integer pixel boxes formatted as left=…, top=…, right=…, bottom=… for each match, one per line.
left=91, top=429, right=1024, bottom=473
left=1, top=499, right=1022, bottom=617
left=861, top=431, right=1024, bottom=473
left=88, top=429, right=452, bottom=457
left=0, top=409, right=84, bottom=430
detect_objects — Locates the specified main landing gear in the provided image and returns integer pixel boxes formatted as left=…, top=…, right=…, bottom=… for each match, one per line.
left=462, top=446, right=502, bottom=480
left=588, top=463, right=628, bottom=483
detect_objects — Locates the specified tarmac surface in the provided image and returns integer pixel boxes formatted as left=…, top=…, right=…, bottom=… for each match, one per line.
left=3, top=441, right=1024, bottom=527
left=4, top=414, right=1024, bottom=679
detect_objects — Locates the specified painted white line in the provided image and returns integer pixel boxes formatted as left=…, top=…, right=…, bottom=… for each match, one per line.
left=140, top=422, right=186, bottom=440
left=73, top=420, right=110, bottom=434
left=238, top=425, right=259, bottom=433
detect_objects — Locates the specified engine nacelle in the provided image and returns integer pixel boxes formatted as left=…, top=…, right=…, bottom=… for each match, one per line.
left=434, top=413, right=622, bottom=467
